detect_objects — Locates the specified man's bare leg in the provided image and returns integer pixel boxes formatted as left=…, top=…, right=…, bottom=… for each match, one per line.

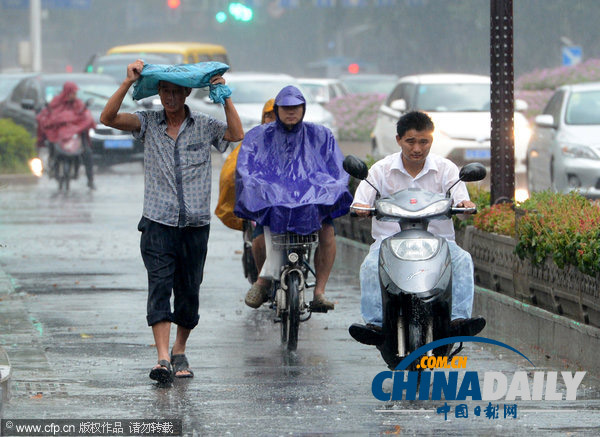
left=314, top=224, right=335, bottom=305
left=171, top=325, right=192, bottom=377
left=151, top=321, right=171, bottom=371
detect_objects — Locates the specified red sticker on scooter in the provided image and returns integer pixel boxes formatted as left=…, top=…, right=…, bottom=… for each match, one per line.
left=410, top=198, right=417, bottom=204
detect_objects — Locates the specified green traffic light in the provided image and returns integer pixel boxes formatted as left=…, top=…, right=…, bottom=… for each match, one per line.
left=215, top=11, right=227, bottom=23
left=228, top=2, right=253, bottom=22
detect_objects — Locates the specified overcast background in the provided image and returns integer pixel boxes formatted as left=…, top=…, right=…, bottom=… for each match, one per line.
left=0, top=0, right=598, bottom=79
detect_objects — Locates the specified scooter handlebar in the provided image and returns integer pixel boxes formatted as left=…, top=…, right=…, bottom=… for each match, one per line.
left=451, top=207, right=478, bottom=215
left=349, top=206, right=376, bottom=217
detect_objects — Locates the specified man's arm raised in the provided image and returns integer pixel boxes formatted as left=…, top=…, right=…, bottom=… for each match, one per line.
left=209, top=75, right=243, bottom=142
left=100, top=59, right=143, bottom=132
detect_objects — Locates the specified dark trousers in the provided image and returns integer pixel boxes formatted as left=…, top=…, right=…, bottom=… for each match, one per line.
left=138, top=217, right=210, bottom=329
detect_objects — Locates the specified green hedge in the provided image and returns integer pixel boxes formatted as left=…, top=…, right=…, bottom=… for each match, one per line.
left=0, top=118, right=36, bottom=174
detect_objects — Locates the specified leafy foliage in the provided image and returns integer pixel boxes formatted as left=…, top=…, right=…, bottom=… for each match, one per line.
left=515, top=191, right=600, bottom=276
left=473, top=202, right=516, bottom=237
left=0, top=118, right=36, bottom=174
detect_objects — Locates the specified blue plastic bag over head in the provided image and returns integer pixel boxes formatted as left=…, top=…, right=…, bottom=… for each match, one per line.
left=234, top=86, right=352, bottom=235
left=132, top=61, right=232, bottom=104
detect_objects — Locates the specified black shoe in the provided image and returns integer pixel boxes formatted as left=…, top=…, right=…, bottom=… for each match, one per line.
left=449, top=317, right=486, bottom=337
left=87, top=181, right=96, bottom=190
left=349, top=323, right=384, bottom=346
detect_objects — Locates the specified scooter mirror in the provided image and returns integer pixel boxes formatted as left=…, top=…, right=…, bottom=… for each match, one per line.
left=343, top=155, right=369, bottom=180
left=459, top=162, right=487, bottom=182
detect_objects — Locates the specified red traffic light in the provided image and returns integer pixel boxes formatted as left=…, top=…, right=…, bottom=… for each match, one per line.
left=167, top=0, right=181, bottom=9
left=347, top=63, right=360, bottom=74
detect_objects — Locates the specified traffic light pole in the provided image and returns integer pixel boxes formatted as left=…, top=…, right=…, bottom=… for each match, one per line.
left=490, top=0, right=514, bottom=205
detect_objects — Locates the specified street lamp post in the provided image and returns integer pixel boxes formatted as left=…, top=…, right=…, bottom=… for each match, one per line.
left=490, top=0, right=514, bottom=205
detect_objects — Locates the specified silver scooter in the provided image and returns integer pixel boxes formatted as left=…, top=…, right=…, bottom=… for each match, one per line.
left=343, top=155, right=486, bottom=370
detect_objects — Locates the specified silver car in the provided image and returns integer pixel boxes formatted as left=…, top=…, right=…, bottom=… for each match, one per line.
left=527, top=82, right=600, bottom=198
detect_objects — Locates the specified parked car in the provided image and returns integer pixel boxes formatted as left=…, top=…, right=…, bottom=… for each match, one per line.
left=371, top=73, right=531, bottom=186
left=0, top=72, right=36, bottom=103
left=338, top=73, right=398, bottom=95
left=187, top=72, right=337, bottom=137
left=527, top=82, right=600, bottom=198
left=297, top=78, right=349, bottom=104
left=0, top=73, right=143, bottom=166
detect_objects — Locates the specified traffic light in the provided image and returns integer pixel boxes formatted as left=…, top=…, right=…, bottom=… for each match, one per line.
left=167, top=0, right=181, bottom=9
left=215, top=11, right=227, bottom=23
left=228, top=2, right=253, bottom=22
left=347, top=63, right=360, bottom=74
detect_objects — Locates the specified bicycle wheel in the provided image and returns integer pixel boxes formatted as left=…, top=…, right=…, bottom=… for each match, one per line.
left=285, top=271, right=301, bottom=351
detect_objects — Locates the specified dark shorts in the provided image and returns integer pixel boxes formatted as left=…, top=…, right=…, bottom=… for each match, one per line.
left=138, top=217, right=210, bottom=329
left=252, top=217, right=335, bottom=240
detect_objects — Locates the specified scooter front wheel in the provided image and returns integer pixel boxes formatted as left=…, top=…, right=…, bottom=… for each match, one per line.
left=284, top=271, right=301, bottom=351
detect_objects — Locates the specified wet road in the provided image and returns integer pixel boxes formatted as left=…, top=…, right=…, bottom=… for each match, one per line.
left=0, top=153, right=599, bottom=436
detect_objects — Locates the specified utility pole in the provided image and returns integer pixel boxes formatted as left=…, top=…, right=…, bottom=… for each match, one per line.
left=490, top=0, right=514, bottom=204
left=30, top=0, right=42, bottom=72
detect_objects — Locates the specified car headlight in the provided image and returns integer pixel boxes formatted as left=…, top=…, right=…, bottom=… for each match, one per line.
left=514, top=123, right=532, bottom=148
left=561, top=143, right=600, bottom=160
left=377, top=199, right=451, bottom=218
left=390, top=238, right=440, bottom=261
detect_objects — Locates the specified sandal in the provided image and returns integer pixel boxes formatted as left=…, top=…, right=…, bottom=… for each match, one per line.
left=149, top=359, right=173, bottom=383
left=310, top=294, right=334, bottom=312
left=170, top=350, right=194, bottom=378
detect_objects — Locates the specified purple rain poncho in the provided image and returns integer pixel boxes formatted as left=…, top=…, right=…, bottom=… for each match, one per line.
left=234, top=86, right=352, bottom=235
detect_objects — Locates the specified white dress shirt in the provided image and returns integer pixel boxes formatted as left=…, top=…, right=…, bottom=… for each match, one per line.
left=352, top=152, right=470, bottom=251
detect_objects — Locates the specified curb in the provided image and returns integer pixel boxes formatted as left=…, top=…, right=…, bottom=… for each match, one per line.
left=334, top=235, right=600, bottom=375
left=0, top=270, right=15, bottom=409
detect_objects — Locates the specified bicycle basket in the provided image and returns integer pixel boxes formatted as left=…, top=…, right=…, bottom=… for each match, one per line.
left=271, top=232, right=318, bottom=249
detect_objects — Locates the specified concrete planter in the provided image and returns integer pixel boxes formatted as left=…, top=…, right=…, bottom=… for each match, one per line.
left=466, top=226, right=600, bottom=329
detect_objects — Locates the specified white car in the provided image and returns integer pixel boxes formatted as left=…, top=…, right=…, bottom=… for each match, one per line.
left=186, top=72, right=337, bottom=137
left=527, top=82, right=600, bottom=197
left=297, top=78, right=349, bottom=104
left=371, top=73, right=531, bottom=186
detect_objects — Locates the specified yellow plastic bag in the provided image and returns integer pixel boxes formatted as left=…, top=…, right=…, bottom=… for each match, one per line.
left=215, top=143, right=244, bottom=231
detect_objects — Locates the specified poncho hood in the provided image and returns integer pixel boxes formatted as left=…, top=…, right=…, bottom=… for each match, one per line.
left=273, top=85, right=306, bottom=132
left=36, top=81, right=95, bottom=143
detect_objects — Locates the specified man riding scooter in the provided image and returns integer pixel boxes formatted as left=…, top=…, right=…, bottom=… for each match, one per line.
left=349, top=111, right=486, bottom=346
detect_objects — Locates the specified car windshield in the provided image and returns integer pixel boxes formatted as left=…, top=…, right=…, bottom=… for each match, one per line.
left=301, top=83, right=328, bottom=101
left=340, top=77, right=397, bottom=94
left=415, top=83, right=490, bottom=112
left=223, top=80, right=314, bottom=104
left=44, top=81, right=137, bottom=111
left=117, top=52, right=183, bottom=64
left=565, top=90, right=600, bottom=125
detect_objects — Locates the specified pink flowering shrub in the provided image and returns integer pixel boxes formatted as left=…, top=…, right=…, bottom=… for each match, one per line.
left=325, top=93, right=386, bottom=141
left=516, top=58, right=600, bottom=91
left=515, top=58, right=600, bottom=121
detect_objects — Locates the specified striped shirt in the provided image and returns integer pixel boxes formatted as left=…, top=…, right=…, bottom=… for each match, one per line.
left=133, top=107, right=230, bottom=227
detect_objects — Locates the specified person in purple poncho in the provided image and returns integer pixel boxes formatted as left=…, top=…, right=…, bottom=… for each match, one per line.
left=235, top=85, right=352, bottom=311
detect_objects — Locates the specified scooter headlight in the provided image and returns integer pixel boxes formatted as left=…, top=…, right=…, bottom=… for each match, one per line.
left=390, top=238, right=440, bottom=261
left=377, top=199, right=450, bottom=218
